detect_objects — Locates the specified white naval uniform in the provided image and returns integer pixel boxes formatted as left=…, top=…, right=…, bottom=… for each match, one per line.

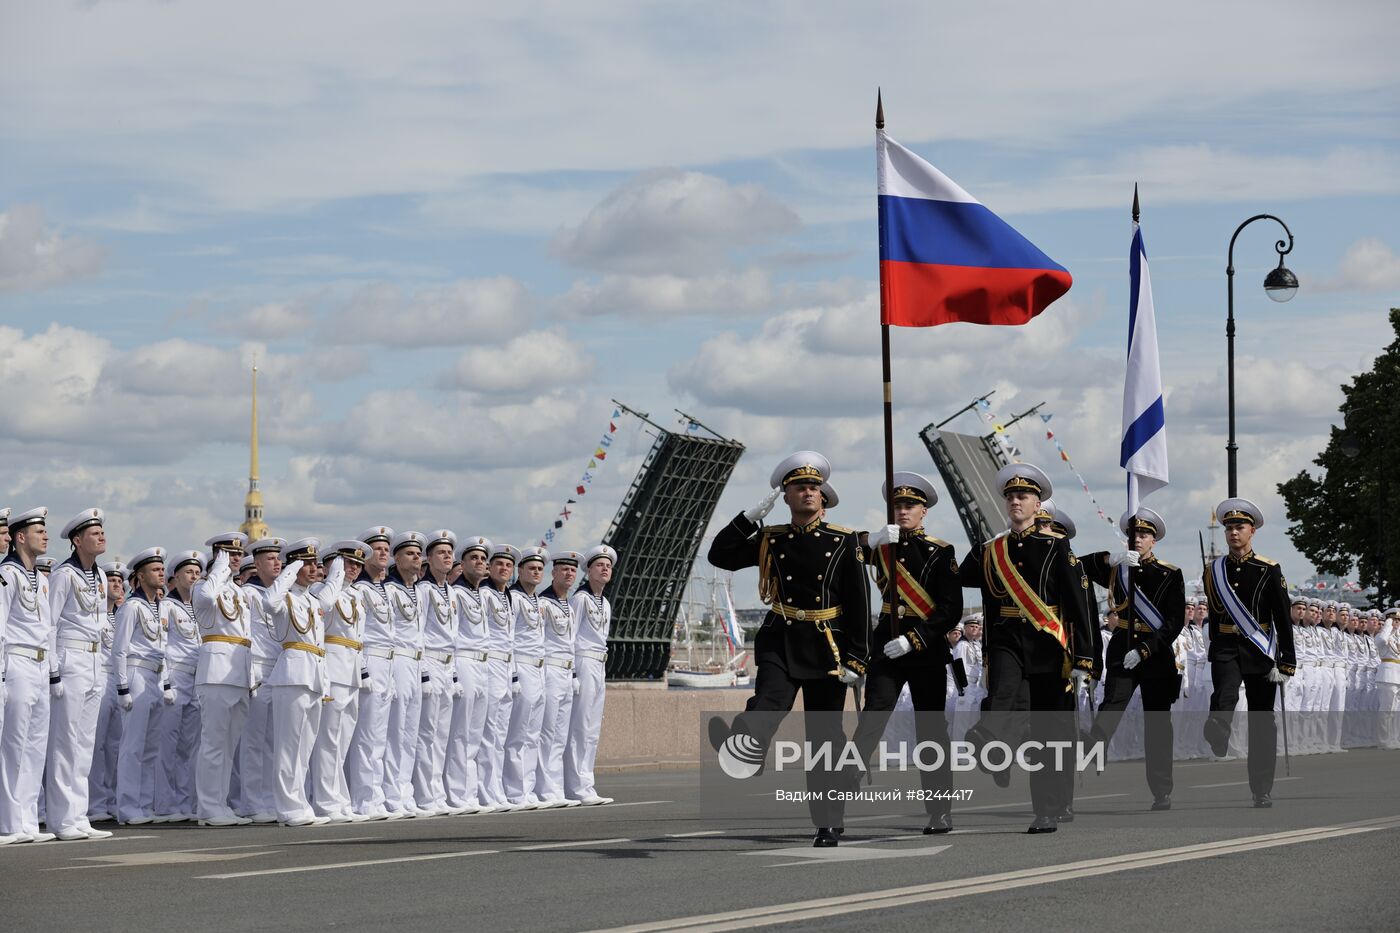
left=1321, top=625, right=1347, bottom=752
left=192, top=552, right=253, bottom=822
left=347, top=576, right=397, bottom=815
left=564, top=587, right=610, bottom=802
left=88, top=609, right=123, bottom=819
left=535, top=586, right=577, bottom=805
left=446, top=579, right=492, bottom=809
left=45, top=555, right=106, bottom=836
left=1376, top=620, right=1400, bottom=749
left=239, top=566, right=299, bottom=818
left=385, top=570, right=425, bottom=813
left=0, top=556, right=57, bottom=837
left=265, top=573, right=324, bottom=823
left=504, top=583, right=547, bottom=805
left=413, top=576, right=457, bottom=812
left=154, top=594, right=202, bottom=818
left=310, top=561, right=361, bottom=819
left=112, top=591, right=165, bottom=823
left=1295, top=624, right=1322, bottom=754
left=946, top=638, right=985, bottom=742
left=1362, top=632, right=1380, bottom=746
left=477, top=583, right=515, bottom=807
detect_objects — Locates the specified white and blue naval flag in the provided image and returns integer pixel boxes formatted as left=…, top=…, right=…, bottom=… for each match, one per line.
left=1121, top=204, right=1169, bottom=518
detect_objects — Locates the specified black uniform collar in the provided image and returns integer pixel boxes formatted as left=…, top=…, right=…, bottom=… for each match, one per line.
left=793, top=515, right=822, bottom=534
left=62, top=552, right=98, bottom=575
left=1228, top=550, right=1254, bottom=564
left=385, top=567, right=418, bottom=589
left=1008, top=525, right=1037, bottom=541
left=454, top=577, right=485, bottom=592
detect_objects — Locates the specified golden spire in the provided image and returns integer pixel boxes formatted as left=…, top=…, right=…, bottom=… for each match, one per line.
left=240, top=361, right=270, bottom=540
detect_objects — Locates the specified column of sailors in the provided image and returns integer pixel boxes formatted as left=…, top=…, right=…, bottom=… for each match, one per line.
left=0, top=505, right=618, bottom=843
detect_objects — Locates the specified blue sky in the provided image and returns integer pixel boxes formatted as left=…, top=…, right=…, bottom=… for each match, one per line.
left=2, top=1, right=1398, bottom=603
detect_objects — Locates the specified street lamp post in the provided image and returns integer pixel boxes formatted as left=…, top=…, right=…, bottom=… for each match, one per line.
left=1226, top=215, right=1298, bottom=497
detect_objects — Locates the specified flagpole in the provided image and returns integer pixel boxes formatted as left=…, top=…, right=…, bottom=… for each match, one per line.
left=1126, top=186, right=1140, bottom=664
left=876, top=91, right=899, bottom=696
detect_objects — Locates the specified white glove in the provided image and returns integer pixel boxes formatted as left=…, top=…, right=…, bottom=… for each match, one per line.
left=359, top=671, right=371, bottom=693
left=452, top=679, right=464, bottom=699
left=511, top=675, right=521, bottom=696
left=421, top=677, right=433, bottom=696
left=0, top=681, right=6, bottom=705
left=743, top=487, right=782, bottom=522
left=869, top=524, right=901, bottom=550
left=162, top=688, right=176, bottom=706
left=119, top=692, right=134, bottom=712
left=50, top=680, right=65, bottom=700
left=1122, top=649, right=1142, bottom=671
left=1070, top=669, right=1091, bottom=693
left=572, top=675, right=581, bottom=696
left=836, top=666, right=861, bottom=685
left=1267, top=666, right=1291, bottom=685
left=1109, top=550, right=1141, bottom=569
left=883, top=636, right=913, bottom=659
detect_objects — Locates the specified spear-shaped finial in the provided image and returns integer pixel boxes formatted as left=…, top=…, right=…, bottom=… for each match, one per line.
left=876, top=88, right=884, bottom=130
left=1132, top=182, right=1140, bottom=224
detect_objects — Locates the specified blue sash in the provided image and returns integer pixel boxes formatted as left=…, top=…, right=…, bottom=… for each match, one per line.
left=1210, top=557, right=1277, bottom=660
left=1117, top=565, right=1165, bottom=633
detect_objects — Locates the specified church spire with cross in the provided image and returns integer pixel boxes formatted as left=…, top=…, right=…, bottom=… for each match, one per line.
left=240, top=362, right=270, bottom=541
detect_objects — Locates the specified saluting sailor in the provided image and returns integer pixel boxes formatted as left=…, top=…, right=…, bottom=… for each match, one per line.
left=446, top=536, right=494, bottom=814
left=155, top=550, right=206, bottom=822
left=708, top=452, right=870, bottom=847
left=477, top=543, right=520, bottom=810
left=565, top=544, right=616, bottom=806
left=414, top=529, right=459, bottom=816
left=238, top=537, right=297, bottom=823
left=348, top=526, right=399, bottom=820
left=958, top=464, right=1095, bottom=834
left=385, top=530, right=427, bottom=817
left=848, top=472, right=963, bottom=835
left=1083, top=508, right=1186, bottom=811
left=45, top=508, right=113, bottom=840
left=112, top=547, right=173, bottom=825
left=192, top=532, right=253, bottom=826
left=88, top=561, right=127, bottom=825
left=536, top=550, right=581, bottom=808
left=310, top=540, right=368, bottom=822
left=505, top=545, right=550, bottom=809
left=1202, top=498, right=1296, bottom=807
left=0, top=508, right=58, bottom=844
left=264, top=538, right=323, bottom=826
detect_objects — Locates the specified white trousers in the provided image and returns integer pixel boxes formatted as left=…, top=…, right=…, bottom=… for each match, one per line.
left=116, top=666, right=162, bottom=823
left=269, top=685, right=320, bottom=822
left=445, top=657, right=490, bottom=808
left=1378, top=682, right=1400, bottom=749
left=44, top=648, right=102, bottom=834
left=477, top=658, right=514, bottom=806
left=348, top=655, right=395, bottom=812
left=195, top=683, right=249, bottom=820
left=535, top=663, right=575, bottom=802
left=503, top=663, right=545, bottom=803
left=154, top=667, right=201, bottom=816
left=564, top=655, right=607, bottom=800
left=387, top=656, right=422, bottom=811
left=0, top=655, right=52, bottom=835
left=237, top=666, right=276, bottom=817
left=310, top=682, right=358, bottom=817
left=88, top=672, right=123, bottom=817
left=1325, top=668, right=1347, bottom=751
left=412, top=657, right=454, bottom=810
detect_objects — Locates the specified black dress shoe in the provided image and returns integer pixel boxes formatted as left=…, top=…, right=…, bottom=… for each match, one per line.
left=1203, top=719, right=1229, bottom=758
left=1151, top=795, right=1172, bottom=811
left=924, top=812, right=953, bottom=835
left=1027, top=815, right=1058, bottom=834
left=834, top=827, right=845, bottom=836
left=707, top=716, right=730, bottom=752
left=813, top=827, right=840, bottom=847
left=1054, top=806, right=1075, bottom=823
left=1252, top=794, right=1273, bottom=809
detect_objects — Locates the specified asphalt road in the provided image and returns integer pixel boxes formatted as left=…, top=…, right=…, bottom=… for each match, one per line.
left=3, top=749, right=1397, bottom=932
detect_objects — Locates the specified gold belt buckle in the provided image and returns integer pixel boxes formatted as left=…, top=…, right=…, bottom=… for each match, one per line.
left=37, top=648, right=46, bottom=662
left=795, top=609, right=807, bottom=621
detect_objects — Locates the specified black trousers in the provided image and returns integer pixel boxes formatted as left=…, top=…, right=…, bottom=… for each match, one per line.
left=981, top=644, right=1073, bottom=818
left=849, top=661, right=952, bottom=816
left=734, top=657, right=849, bottom=827
left=1092, top=671, right=1180, bottom=798
left=1207, top=659, right=1278, bottom=796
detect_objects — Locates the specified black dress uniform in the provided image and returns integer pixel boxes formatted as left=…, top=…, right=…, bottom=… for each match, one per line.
left=848, top=489, right=962, bottom=830
left=958, top=466, right=1094, bottom=830
left=708, top=458, right=870, bottom=834
left=1202, top=499, right=1295, bottom=805
left=1083, top=511, right=1185, bottom=807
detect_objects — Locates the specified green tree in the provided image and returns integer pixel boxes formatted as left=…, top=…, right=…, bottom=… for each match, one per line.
left=1278, top=307, right=1400, bottom=607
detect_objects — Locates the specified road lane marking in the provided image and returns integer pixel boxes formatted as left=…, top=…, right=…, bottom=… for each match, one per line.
left=515, top=837, right=632, bottom=851
left=197, top=849, right=500, bottom=879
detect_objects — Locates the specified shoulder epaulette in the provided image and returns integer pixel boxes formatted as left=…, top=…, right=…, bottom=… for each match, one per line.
left=1252, top=554, right=1279, bottom=567
left=1155, top=559, right=1179, bottom=572
left=1038, top=529, right=1065, bottom=539
left=762, top=524, right=790, bottom=535
left=824, top=523, right=855, bottom=534
left=923, top=535, right=952, bottom=549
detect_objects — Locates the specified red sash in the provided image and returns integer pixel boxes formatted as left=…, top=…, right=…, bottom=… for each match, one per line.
left=987, top=536, right=1068, bottom=652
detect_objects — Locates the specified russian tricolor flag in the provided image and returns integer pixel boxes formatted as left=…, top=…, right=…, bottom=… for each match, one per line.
left=877, top=130, right=1072, bottom=327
